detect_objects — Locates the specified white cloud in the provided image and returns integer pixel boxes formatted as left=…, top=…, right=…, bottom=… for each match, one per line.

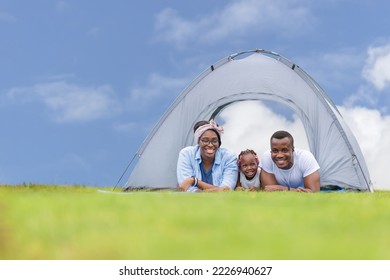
left=154, top=8, right=195, bottom=48
left=219, top=101, right=390, bottom=190
left=56, top=1, right=70, bottom=12
left=362, top=43, right=390, bottom=91
left=338, top=106, right=390, bottom=190
left=297, top=49, right=364, bottom=90
left=219, top=101, right=308, bottom=158
left=113, top=122, right=138, bottom=134
left=0, top=11, right=17, bottom=23
left=89, top=27, right=100, bottom=37
left=343, top=84, right=379, bottom=109
left=341, top=43, right=390, bottom=113
left=155, top=0, right=314, bottom=48
left=128, top=73, right=188, bottom=107
left=7, top=81, right=121, bottom=123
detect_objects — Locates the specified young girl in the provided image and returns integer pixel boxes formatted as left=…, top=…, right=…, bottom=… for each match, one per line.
left=235, top=149, right=261, bottom=191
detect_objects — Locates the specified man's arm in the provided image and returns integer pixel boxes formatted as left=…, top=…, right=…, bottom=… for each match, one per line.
left=299, top=170, right=320, bottom=192
left=261, top=169, right=316, bottom=192
left=261, top=169, right=288, bottom=191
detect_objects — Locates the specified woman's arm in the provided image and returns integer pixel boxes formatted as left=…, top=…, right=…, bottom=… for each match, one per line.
left=197, top=180, right=230, bottom=192
left=219, top=151, right=239, bottom=190
left=197, top=150, right=238, bottom=192
left=177, top=148, right=197, bottom=192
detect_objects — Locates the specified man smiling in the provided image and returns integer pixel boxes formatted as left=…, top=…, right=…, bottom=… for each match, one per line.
left=260, top=130, right=320, bottom=192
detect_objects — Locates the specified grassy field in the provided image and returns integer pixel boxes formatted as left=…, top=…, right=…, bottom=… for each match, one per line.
left=0, top=185, right=389, bottom=260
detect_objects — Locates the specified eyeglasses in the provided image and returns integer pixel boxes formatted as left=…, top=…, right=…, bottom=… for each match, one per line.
left=200, top=138, right=219, bottom=145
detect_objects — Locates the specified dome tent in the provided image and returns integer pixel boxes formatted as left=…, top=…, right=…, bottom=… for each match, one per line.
left=123, top=49, right=373, bottom=192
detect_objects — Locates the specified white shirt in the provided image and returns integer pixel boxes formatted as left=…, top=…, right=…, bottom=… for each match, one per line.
left=260, top=149, right=320, bottom=188
left=239, top=167, right=261, bottom=188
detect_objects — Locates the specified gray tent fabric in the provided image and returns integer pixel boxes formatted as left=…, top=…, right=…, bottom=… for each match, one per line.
left=124, top=49, right=373, bottom=192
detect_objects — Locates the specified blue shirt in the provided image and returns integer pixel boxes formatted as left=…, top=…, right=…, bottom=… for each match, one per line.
left=200, top=162, right=213, bottom=185
left=177, top=145, right=238, bottom=192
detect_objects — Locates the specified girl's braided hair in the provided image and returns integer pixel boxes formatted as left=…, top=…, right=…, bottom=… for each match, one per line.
left=237, top=149, right=259, bottom=166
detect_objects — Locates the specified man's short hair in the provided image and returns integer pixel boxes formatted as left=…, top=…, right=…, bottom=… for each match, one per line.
left=271, top=130, right=294, bottom=147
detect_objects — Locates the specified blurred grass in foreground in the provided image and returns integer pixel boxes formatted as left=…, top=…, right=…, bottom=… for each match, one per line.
left=0, top=185, right=389, bottom=260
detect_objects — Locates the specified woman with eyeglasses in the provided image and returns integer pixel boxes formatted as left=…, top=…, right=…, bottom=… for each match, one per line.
left=177, top=120, right=238, bottom=192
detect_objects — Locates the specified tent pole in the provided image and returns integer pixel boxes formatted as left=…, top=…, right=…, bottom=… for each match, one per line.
left=113, top=153, right=138, bottom=191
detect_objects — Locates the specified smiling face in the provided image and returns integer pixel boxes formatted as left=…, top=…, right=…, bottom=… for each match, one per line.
left=270, top=137, right=294, bottom=170
left=239, top=153, right=258, bottom=179
left=198, top=129, right=220, bottom=161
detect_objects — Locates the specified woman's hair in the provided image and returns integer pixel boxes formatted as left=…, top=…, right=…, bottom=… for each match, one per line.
left=193, top=121, right=209, bottom=132
left=237, top=149, right=259, bottom=166
left=193, top=120, right=222, bottom=146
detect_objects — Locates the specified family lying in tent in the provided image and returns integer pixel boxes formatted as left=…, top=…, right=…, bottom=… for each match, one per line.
left=177, top=119, right=320, bottom=192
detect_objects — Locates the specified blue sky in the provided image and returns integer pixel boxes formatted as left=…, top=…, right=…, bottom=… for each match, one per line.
left=1, top=0, right=390, bottom=189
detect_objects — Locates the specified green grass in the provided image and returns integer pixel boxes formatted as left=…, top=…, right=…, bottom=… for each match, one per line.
left=1, top=185, right=389, bottom=260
